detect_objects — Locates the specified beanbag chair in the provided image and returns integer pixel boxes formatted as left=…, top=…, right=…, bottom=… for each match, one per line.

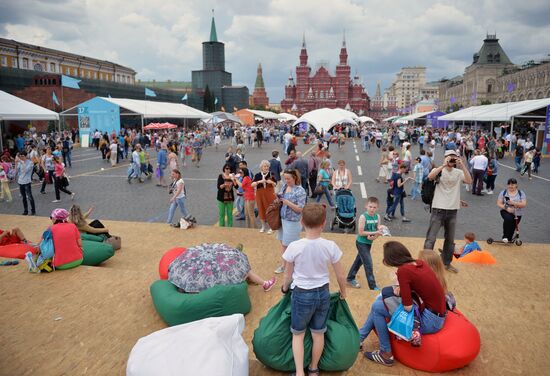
left=80, top=233, right=106, bottom=242
left=81, top=240, right=114, bottom=266
left=253, top=293, right=359, bottom=372
left=150, top=280, right=251, bottom=326
left=127, top=314, right=248, bottom=376
left=0, top=243, right=37, bottom=259
left=457, top=250, right=496, bottom=265
left=158, top=247, right=186, bottom=280
left=389, top=309, right=480, bottom=372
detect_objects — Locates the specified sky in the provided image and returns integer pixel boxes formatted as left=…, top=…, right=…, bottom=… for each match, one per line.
left=1, top=0, right=550, bottom=102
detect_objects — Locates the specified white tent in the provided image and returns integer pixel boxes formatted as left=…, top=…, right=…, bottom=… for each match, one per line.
left=399, top=111, right=437, bottom=122
left=383, top=115, right=401, bottom=122
left=0, top=90, right=59, bottom=121
left=278, top=112, right=298, bottom=121
left=333, top=108, right=359, bottom=120
left=358, top=116, right=375, bottom=123
left=292, top=108, right=358, bottom=133
left=0, top=90, right=59, bottom=151
left=438, top=98, right=550, bottom=122
left=246, top=109, right=281, bottom=120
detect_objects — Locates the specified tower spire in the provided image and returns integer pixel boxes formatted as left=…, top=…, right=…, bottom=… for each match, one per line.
left=209, top=9, right=218, bottom=42
left=255, top=62, right=265, bottom=89
left=302, top=32, right=306, bottom=48
left=342, top=29, right=346, bottom=47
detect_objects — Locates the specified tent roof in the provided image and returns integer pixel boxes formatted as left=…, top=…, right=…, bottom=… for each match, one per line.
left=383, top=115, right=400, bottom=122
left=333, top=108, right=359, bottom=120
left=399, top=111, right=437, bottom=121
left=438, top=98, right=550, bottom=122
left=358, top=116, right=375, bottom=123
left=278, top=112, right=298, bottom=121
left=61, top=97, right=210, bottom=119
left=0, top=90, right=59, bottom=121
left=292, top=108, right=357, bottom=133
left=246, top=109, right=281, bottom=120
left=208, top=111, right=242, bottom=125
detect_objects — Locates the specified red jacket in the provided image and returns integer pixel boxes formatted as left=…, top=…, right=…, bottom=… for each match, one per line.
left=51, top=223, right=83, bottom=267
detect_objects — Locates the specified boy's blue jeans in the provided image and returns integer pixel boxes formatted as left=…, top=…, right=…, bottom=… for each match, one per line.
left=359, top=296, right=446, bottom=352
left=291, top=286, right=330, bottom=334
left=410, top=182, right=421, bottom=200
left=347, top=241, right=377, bottom=289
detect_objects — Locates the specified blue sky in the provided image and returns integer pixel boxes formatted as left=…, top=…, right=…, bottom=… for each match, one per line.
left=1, top=0, right=549, bottom=102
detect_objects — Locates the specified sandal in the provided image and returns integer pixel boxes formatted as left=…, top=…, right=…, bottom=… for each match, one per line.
left=308, top=368, right=320, bottom=375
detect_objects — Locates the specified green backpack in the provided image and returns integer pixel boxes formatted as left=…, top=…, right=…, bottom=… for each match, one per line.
left=252, top=292, right=360, bottom=372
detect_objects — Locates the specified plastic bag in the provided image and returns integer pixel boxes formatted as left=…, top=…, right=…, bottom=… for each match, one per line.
left=387, top=303, right=414, bottom=341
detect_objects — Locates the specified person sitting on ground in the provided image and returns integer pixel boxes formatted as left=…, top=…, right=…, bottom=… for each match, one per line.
left=0, top=227, right=28, bottom=246
left=361, top=241, right=446, bottom=367
left=281, top=203, right=347, bottom=376
left=453, top=232, right=481, bottom=258
left=69, top=204, right=110, bottom=236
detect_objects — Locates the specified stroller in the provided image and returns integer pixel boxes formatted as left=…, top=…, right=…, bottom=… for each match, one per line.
left=330, top=189, right=356, bottom=233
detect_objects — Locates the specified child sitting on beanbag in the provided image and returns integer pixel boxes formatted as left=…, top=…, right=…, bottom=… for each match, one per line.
left=454, top=232, right=481, bottom=258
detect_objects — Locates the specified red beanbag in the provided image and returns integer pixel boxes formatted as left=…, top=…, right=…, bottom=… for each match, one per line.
left=158, top=247, right=186, bottom=280
left=0, top=243, right=37, bottom=259
left=390, top=309, right=480, bottom=372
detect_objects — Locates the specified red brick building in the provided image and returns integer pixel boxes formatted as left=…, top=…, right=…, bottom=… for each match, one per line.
left=281, top=34, right=370, bottom=116
left=251, top=63, right=269, bottom=108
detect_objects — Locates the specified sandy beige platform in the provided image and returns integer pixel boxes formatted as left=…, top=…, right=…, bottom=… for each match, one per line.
left=1, top=214, right=549, bottom=376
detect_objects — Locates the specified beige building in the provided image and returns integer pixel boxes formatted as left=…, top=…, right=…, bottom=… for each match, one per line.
left=385, top=67, right=439, bottom=111
left=438, top=34, right=550, bottom=111
left=0, top=38, right=136, bottom=84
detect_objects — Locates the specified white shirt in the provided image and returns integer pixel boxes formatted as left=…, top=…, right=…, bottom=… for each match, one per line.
left=431, top=167, right=466, bottom=210
left=173, top=178, right=185, bottom=198
left=282, top=237, right=342, bottom=289
left=470, top=155, right=488, bottom=170
left=524, top=140, right=533, bottom=150
left=110, top=143, right=118, bottom=153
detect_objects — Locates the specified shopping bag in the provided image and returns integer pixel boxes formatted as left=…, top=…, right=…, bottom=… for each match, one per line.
left=387, top=304, right=414, bottom=341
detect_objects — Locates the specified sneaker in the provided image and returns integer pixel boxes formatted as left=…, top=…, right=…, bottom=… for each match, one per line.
left=274, top=265, right=285, bottom=274
left=40, top=191, right=46, bottom=194
left=371, top=286, right=381, bottom=291
left=266, top=229, right=273, bottom=234
left=364, top=350, right=394, bottom=366
left=347, top=279, right=361, bottom=288
left=402, top=217, right=411, bottom=223
left=52, top=199, right=61, bottom=203
left=71, top=193, right=76, bottom=200
left=24, top=252, right=39, bottom=273
left=487, top=190, right=494, bottom=195
left=445, top=264, right=459, bottom=273
left=502, top=238, right=509, bottom=243
left=383, top=214, right=392, bottom=221
left=262, top=277, right=276, bottom=292
left=259, top=227, right=265, bottom=233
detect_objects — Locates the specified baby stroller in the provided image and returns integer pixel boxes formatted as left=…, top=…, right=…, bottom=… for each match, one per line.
left=330, top=189, right=356, bottom=233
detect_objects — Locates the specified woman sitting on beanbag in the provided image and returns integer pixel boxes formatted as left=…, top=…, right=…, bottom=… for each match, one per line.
left=69, top=204, right=110, bottom=236
left=50, top=208, right=84, bottom=270
left=361, top=241, right=446, bottom=367
left=0, top=227, right=28, bottom=246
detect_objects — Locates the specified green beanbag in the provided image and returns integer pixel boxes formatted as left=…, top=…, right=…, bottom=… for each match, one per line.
left=150, top=280, right=251, bottom=327
left=81, top=240, right=114, bottom=266
left=80, top=233, right=106, bottom=242
left=252, top=292, right=359, bottom=372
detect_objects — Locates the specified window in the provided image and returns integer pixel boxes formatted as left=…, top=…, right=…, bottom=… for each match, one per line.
left=12, top=59, right=17, bottom=68
left=100, top=73, right=103, bottom=80
left=93, top=72, right=97, bottom=79
left=50, top=63, right=56, bottom=72
left=66, top=67, right=70, bottom=74
left=0, top=56, right=6, bottom=66
left=117, top=74, right=120, bottom=82
left=22, top=58, right=29, bottom=69
left=487, top=84, right=492, bottom=93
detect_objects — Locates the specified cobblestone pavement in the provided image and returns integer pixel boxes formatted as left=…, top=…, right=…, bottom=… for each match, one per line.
left=1, top=137, right=549, bottom=244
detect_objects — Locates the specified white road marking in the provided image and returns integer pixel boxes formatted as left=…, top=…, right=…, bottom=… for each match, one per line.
left=359, top=182, right=368, bottom=199
left=355, top=155, right=360, bottom=162
left=497, top=161, right=550, bottom=182
left=357, top=166, right=363, bottom=176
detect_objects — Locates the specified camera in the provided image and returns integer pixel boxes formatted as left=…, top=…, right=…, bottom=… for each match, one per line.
left=448, top=158, right=457, bottom=165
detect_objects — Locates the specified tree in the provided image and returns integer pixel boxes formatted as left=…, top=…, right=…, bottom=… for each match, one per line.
left=480, top=100, right=492, bottom=105
left=203, top=85, right=215, bottom=112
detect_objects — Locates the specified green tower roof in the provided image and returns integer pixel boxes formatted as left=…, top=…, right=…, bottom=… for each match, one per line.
left=209, top=11, right=218, bottom=42
left=255, top=63, right=265, bottom=89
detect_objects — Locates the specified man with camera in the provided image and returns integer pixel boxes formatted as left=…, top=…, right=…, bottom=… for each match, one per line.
left=424, top=150, right=472, bottom=273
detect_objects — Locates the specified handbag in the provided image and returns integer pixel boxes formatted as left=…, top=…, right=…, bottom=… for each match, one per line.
left=387, top=304, right=415, bottom=341
left=105, top=235, right=122, bottom=250
left=314, top=184, right=324, bottom=195
left=265, top=199, right=282, bottom=231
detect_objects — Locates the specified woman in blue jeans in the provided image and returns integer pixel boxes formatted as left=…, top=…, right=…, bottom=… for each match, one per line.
left=166, top=169, right=189, bottom=226
left=361, top=241, right=446, bottom=366
left=315, top=161, right=334, bottom=208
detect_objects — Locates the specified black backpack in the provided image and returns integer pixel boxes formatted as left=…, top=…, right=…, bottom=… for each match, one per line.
left=421, top=172, right=441, bottom=206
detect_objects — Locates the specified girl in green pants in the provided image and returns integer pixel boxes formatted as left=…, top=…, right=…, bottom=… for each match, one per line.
left=217, top=164, right=236, bottom=227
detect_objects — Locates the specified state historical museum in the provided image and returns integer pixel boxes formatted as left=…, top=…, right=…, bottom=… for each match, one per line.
left=281, top=35, right=370, bottom=115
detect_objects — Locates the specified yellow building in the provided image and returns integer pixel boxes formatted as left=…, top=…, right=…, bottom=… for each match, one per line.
left=0, top=38, right=136, bottom=84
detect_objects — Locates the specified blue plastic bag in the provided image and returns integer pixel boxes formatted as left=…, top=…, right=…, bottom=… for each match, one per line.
left=37, top=228, right=55, bottom=266
left=387, top=304, right=414, bottom=341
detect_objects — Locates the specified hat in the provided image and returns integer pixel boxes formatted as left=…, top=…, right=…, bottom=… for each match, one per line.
left=51, top=208, right=69, bottom=221
left=444, top=150, right=458, bottom=157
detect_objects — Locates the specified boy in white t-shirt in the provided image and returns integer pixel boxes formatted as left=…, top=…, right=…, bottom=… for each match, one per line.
left=282, top=203, right=347, bottom=376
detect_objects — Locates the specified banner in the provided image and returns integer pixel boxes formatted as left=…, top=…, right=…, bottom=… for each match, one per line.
left=61, top=75, right=81, bottom=89
left=544, top=105, right=550, bottom=143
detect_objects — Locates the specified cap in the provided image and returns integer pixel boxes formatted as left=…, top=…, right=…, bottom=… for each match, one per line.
left=51, top=208, right=69, bottom=221
left=444, top=150, right=458, bottom=157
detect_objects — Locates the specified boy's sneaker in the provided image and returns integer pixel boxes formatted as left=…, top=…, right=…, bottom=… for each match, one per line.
left=364, top=350, right=394, bottom=366
left=347, top=279, right=361, bottom=289
left=371, top=286, right=381, bottom=291
left=445, top=264, right=459, bottom=273
left=487, top=190, right=494, bottom=195
left=24, top=251, right=39, bottom=273
left=383, top=214, right=392, bottom=221
left=274, top=265, right=285, bottom=274
left=262, top=277, right=276, bottom=292
left=52, top=199, right=61, bottom=203
left=401, top=217, right=411, bottom=222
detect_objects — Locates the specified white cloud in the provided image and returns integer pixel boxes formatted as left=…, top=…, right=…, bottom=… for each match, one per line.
left=1, top=0, right=549, bottom=101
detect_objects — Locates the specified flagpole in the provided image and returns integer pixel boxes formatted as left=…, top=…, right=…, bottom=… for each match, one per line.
left=61, top=84, right=64, bottom=133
